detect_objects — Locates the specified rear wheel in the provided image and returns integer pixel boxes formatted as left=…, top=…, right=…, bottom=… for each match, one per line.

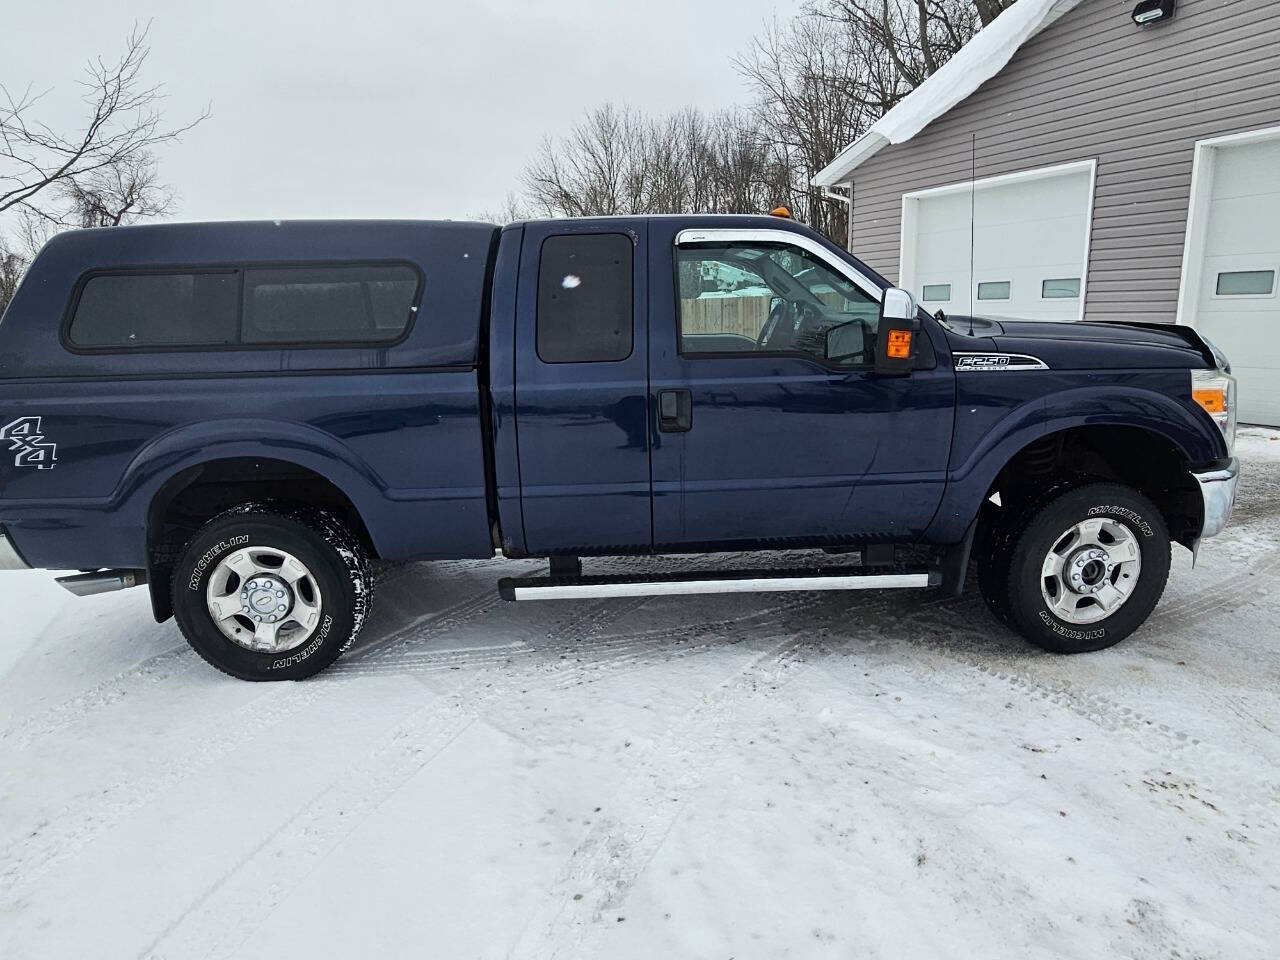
left=977, top=483, right=1170, bottom=653
left=172, top=506, right=370, bottom=680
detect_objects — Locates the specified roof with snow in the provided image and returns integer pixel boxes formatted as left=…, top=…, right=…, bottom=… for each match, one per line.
left=811, top=0, right=1084, bottom=187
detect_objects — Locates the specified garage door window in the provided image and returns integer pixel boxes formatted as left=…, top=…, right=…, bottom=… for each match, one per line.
left=1042, top=278, right=1081, bottom=299
left=1215, top=270, right=1275, bottom=296
left=922, top=283, right=951, bottom=302
left=977, top=281, right=1011, bottom=301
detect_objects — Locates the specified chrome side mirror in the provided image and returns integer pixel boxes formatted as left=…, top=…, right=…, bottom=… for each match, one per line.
left=874, top=287, right=919, bottom=376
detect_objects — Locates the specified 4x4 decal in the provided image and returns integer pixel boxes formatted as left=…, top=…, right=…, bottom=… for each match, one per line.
left=0, top=416, right=58, bottom=470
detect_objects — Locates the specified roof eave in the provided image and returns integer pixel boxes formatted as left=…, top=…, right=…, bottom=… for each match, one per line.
left=811, top=132, right=890, bottom=188
left=809, top=0, right=1083, bottom=189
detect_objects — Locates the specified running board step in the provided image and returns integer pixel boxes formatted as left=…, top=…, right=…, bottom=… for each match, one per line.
left=498, top=566, right=940, bottom=601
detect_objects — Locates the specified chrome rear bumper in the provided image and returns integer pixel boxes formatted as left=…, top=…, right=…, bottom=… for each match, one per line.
left=1192, top=457, right=1239, bottom=541
left=0, top=529, right=31, bottom=570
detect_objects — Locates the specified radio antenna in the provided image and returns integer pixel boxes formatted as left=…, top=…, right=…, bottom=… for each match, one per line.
left=968, top=132, right=976, bottom=337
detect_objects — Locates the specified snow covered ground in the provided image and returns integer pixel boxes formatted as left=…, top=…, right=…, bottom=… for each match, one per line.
left=3, top=428, right=1279, bottom=960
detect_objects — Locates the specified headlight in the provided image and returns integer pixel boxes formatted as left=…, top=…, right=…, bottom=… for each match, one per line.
left=1192, top=368, right=1237, bottom=453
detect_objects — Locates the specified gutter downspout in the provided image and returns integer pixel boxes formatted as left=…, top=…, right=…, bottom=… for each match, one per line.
left=821, top=184, right=853, bottom=252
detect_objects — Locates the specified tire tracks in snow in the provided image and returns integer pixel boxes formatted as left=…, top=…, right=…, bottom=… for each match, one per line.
left=1, top=643, right=195, bottom=751
left=897, top=609, right=1280, bottom=833
left=0, top=553, right=818, bottom=751
left=505, top=632, right=829, bottom=960
left=1149, top=546, right=1280, bottom=629
left=341, top=584, right=507, bottom=663
left=138, top=669, right=492, bottom=960
left=0, top=583, right=531, bottom=895
left=335, top=595, right=813, bottom=681
left=139, top=599, right=801, bottom=960
left=2, top=575, right=508, bottom=752
left=976, top=659, right=1280, bottom=827
left=545, top=595, right=817, bottom=691
left=0, top=562, right=898, bottom=923
left=329, top=594, right=651, bottom=678
left=1, top=587, right=810, bottom=900
left=0, top=677, right=339, bottom=899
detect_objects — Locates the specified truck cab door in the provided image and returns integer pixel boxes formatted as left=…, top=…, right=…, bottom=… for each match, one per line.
left=513, top=221, right=651, bottom=554
left=647, top=224, right=954, bottom=551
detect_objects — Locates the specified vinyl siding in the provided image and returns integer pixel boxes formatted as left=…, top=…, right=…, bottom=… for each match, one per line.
left=845, top=0, right=1280, bottom=323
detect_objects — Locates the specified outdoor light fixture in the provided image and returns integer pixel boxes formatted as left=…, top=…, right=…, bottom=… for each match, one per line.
left=1132, top=0, right=1175, bottom=26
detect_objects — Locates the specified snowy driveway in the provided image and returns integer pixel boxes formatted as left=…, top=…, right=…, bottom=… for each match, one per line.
left=2, top=430, right=1279, bottom=959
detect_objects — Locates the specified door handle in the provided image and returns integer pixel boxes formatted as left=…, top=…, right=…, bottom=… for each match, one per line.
left=658, top=389, right=693, bottom=433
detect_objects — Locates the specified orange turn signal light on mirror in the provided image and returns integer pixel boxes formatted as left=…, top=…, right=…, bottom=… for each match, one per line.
left=887, top=329, right=912, bottom=359
left=1193, top=388, right=1226, bottom=414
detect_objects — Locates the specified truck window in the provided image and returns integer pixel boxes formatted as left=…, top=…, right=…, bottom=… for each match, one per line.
left=67, top=272, right=239, bottom=348
left=242, top=264, right=420, bottom=344
left=536, top=234, right=633, bottom=363
left=65, top=263, right=421, bottom=350
left=676, top=242, right=880, bottom=367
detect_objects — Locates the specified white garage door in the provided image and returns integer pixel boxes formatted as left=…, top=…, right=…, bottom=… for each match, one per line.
left=902, top=161, right=1093, bottom=322
left=1193, top=134, right=1280, bottom=426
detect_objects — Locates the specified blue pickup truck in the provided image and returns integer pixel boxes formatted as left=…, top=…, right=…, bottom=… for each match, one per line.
left=0, top=215, right=1239, bottom=679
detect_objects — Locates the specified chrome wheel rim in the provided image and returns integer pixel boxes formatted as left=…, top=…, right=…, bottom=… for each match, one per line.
left=206, top=545, right=322, bottom=653
left=1040, top=517, right=1141, bottom=625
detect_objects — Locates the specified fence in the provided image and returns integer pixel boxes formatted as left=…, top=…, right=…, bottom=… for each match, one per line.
left=679, top=295, right=772, bottom=339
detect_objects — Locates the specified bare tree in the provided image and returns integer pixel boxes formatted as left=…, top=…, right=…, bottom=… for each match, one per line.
left=734, top=0, right=1015, bottom=244
left=521, top=103, right=788, bottom=221
left=505, top=0, right=1017, bottom=247
left=818, top=0, right=1015, bottom=106
left=0, top=241, right=24, bottom=316
left=472, top=191, right=534, bottom=226
left=973, top=0, right=1016, bottom=26
left=521, top=103, right=646, bottom=217
left=736, top=11, right=879, bottom=242
left=0, top=22, right=205, bottom=225
left=62, top=153, right=172, bottom=228
left=0, top=22, right=205, bottom=314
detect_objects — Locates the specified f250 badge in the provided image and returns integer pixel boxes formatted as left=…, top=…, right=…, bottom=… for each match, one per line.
left=0, top=416, right=58, bottom=469
left=954, top=353, right=1049, bottom=372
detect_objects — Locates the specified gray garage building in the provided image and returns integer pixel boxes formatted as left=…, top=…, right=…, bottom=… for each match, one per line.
left=813, top=0, right=1280, bottom=424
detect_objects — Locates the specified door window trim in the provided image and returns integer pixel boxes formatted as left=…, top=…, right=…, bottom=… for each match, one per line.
left=672, top=229, right=892, bottom=372
left=674, top=228, right=885, bottom=302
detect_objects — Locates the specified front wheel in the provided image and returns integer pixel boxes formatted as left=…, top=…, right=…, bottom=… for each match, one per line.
left=978, top=483, right=1171, bottom=653
left=172, top=506, right=371, bottom=680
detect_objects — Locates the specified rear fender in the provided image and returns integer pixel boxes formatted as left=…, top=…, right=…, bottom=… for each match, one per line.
left=122, top=419, right=387, bottom=546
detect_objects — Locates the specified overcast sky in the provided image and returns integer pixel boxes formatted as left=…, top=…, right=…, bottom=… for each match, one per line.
left=3, top=0, right=785, bottom=225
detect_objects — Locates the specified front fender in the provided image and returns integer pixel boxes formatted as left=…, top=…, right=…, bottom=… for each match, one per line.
left=927, top=375, right=1226, bottom=542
